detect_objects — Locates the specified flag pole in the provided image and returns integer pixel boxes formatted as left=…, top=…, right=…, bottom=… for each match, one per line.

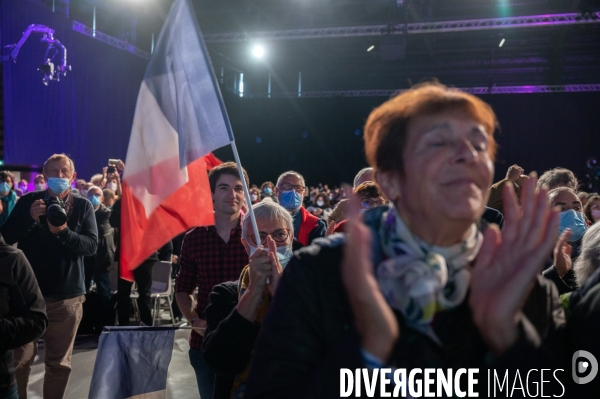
left=229, top=141, right=267, bottom=281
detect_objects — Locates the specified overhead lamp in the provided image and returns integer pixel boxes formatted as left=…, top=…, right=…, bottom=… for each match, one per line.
left=252, top=45, right=265, bottom=58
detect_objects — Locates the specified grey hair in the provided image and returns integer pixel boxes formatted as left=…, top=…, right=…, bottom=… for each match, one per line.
left=573, top=222, right=600, bottom=286
left=43, top=153, right=75, bottom=174
left=242, top=200, right=294, bottom=242
left=87, top=185, right=103, bottom=195
left=353, top=167, right=374, bottom=188
left=276, top=170, right=305, bottom=189
left=548, top=186, right=578, bottom=204
left=537, top=167, right=578, bottom=191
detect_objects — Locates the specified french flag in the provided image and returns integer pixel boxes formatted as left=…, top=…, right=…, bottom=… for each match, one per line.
left=120, top=0, right=232, bottom=279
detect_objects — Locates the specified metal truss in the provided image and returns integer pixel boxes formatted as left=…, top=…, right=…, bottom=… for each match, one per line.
left=240, top=84, right=600, bottom=98
left=204, top=12, right=600, bottom=43
left=72, top=21, right=150, bottom=60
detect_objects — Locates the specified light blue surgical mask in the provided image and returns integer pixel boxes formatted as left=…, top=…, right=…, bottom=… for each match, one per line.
left=249, top=244, right=294, bottom=269
left=88, top=195, right=101, bottom=207
left=47, top=177, right=71, bottom=195
left=0, top=182, right=11, bottom=194
left=279, top=190, right=303, bottom=211
left=275, top=245, right=294, bottom=268
left=559, top=210, right=587, bottom=242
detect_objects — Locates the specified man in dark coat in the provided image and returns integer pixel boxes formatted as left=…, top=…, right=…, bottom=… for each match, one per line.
left=0, top=234, right=48, bottom=399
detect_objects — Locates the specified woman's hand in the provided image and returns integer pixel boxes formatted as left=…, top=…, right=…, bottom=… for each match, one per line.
left=470, top=176, right=559, bottom=356
left=342, top=191, right=398, bottom=361
left=247, top=246, right=272, bottom=294
left=266, top=236, right=284, bottom=296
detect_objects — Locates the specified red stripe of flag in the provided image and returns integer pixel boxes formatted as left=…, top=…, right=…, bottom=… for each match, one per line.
left=120, top=156, right=215, bottom=280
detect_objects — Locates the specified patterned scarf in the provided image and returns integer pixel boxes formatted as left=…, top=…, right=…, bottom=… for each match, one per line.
left=372, top=205, right=483, bottom=344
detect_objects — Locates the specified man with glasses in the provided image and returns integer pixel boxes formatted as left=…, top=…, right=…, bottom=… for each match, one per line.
left=202, top=201, right=295, bottom=398
left=175, top=162, right=250, bottom=399
left=275, top=171, right=326, bottom=247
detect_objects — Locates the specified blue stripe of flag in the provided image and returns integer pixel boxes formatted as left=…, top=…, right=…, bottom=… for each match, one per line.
left=142, top=0, right=233, bottom=169
left=88, top=326, right=177, bottom=399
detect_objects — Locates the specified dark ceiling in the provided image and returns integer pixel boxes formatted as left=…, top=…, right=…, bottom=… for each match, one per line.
left=39, top=0, right=600, bottom=93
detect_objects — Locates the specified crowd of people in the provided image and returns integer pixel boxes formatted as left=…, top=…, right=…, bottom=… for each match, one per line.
left=1, top=82, right=600, bottom=399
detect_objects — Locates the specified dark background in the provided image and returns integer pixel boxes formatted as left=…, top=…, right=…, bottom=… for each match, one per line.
left=2, top=0, right=600, bottom=188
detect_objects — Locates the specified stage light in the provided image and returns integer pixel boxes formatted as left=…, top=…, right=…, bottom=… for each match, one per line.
left=367, top=45, right=375, bottom=52
left=252, top=45, right=265, bottom=58
left=499, top=38, right=505, bottom=47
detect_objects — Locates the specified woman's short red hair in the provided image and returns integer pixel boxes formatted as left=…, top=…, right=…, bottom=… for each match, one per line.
left=364, top=82, right=498, bottom=175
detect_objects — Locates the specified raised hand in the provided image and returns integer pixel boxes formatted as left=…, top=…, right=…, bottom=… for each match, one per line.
left=247, top=246, right=272, bottom=293
left=266, top=236, right=284, bottom=296
left=470, top=175, right=559, bottom=356
left=553, top=229, right=573, bottom=278
left=506, top=164, right=524, bottom=182
left=342, top=190, right=398, bottom=361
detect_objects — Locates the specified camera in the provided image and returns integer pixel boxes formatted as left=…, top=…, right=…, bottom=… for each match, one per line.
left=44, top=197, right=68, bottom=226
left=107, top=166, right=115, bottom=174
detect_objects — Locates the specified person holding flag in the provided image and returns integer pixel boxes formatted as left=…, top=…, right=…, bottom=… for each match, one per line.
left=175, top=162, right=250, bottom=398
left=89, top=0, right=267, bottom=396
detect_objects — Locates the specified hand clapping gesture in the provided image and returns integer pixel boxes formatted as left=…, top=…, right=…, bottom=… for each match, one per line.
left=342, top=191, right=398, bottom=361
left=470, top=175, right=559, bottom=356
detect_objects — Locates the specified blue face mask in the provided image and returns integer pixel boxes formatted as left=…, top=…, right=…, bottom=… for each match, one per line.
left=47, top=177, right=71, bottom=195
left=559, top=210, right=587, bottom=242
left=276, top=245, right=294, bottom=268
left=88, top=195, right=101, bottom=207
left=249, top=244, right=294, bottom=269
left=279, top=190, right=303, bottom=211
left=0, top=182, right=11, bottom=194
left=263, top=187, right=272, bottom=195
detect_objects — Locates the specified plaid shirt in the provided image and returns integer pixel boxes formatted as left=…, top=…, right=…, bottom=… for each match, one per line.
left=176, top=218, right=248, bottom=350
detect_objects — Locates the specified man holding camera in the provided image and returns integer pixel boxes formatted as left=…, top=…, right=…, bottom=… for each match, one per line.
left=1, top=154, right=98, bottom=399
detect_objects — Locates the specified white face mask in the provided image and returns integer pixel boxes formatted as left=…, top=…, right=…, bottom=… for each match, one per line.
left=592, top=209, right=600, bottom=221
left=316, top=200, right=324, bottom=207
left=106, top=182, right=118, bottom=191
left=34, top=183, right=46, bottom=191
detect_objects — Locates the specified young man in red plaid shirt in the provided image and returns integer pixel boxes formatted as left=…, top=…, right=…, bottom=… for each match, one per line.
left=175, top=162, right=250, bottom=399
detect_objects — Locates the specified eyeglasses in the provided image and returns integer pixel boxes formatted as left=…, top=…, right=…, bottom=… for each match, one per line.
left=361, top=198, right=386, bottom=209
left=278, top=183, right=305, bottom=192
left=249, top=228, right=291, bottom=246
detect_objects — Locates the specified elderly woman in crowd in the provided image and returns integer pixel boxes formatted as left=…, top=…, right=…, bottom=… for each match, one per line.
left=245, top=83, right=566, bottom=398
left=202, top=201, right=298, bottom=399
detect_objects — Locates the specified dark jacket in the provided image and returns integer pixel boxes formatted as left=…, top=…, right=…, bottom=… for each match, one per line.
left=1, top=190, right=98, bottom=298
left=85, top=204, right=115, bottom=274
left=0, top=236, right=47, bottom=394
left=202, top=280, right=260, bottom=399
left=293, top=207, right=326, bottom=247
left=245, top=234, right=565, bottom=398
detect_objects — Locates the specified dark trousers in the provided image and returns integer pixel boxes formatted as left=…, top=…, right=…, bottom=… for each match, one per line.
left=117, top=261, right=154, bottom=326
left=93, top=271, right=111, bottom=299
